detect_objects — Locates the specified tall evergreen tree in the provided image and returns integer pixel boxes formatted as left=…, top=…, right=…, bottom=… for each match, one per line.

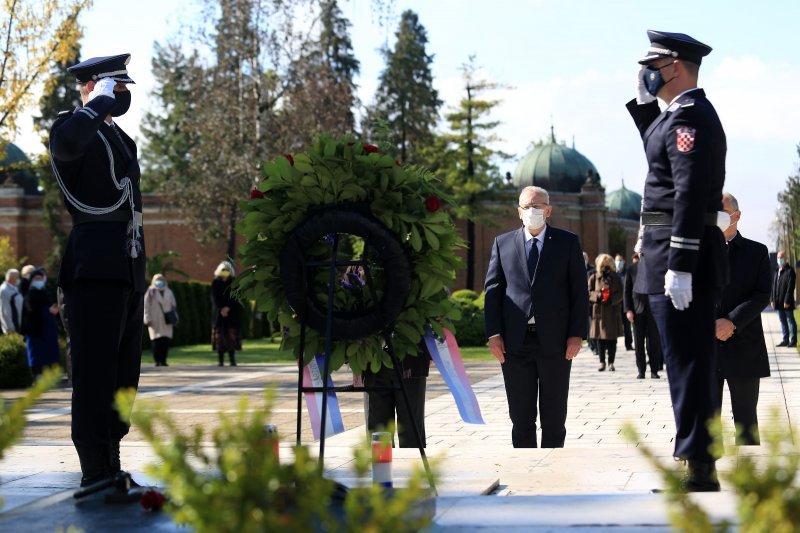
left=369, top=9, right=440, bottom=163
left=425, top=56, right=510, bottom=290
left=32, top=44, right=82, bottom=273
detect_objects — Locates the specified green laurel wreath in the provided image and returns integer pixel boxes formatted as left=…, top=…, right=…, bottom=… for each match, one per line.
left=235, top=135, right=464, bottom=374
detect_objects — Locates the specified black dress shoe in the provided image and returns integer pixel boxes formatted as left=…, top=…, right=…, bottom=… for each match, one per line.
left=777, top=341, right=789, bottom=347
left=636, top=373, right=645, bottom=379
left=651, top=372, right=660, bottom=379
left=626, top=345, right=634, bottom=351
left=789, top=342, right=797, bottom=348
left=682, top=461, right=720, bottom=492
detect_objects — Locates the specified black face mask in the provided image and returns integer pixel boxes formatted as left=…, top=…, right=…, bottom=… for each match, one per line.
left=111, top=90, right=131, bottom=117
left=602, top=266, right=613, bottom=274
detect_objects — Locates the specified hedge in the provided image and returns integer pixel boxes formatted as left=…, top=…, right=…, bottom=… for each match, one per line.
left=449, top=292, right=486, bottom=347
left=0, top=334, right=32, bottom=389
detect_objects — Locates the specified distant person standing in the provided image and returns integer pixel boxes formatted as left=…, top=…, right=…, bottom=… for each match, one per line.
left=624, top=253, right=662, bottom=379
left=20, top=269, right=60, bottom=377
left=715, top=193, right=770, bottom=445
left=212, top=261, right=242, bottom=366
left=0, top=269, right=23, bottom=334
left=18, top=264, right=36, bottom=297
left=615, top=254, right=634, bottom=351
left=771, top=250, right=797, bottom=347
left=589, top=254, right=624, bottom=372
left=144, top=274, right=178, bottom=367
left=584, top=252, right=597, bottom=356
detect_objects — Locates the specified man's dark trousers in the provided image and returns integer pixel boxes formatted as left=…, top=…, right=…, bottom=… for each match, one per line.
left=633, top=299, right=662, bottom=374
left=777, top=308, right=797, bottom=345
left=502, top=328, right=571, bottom=448
left=715, top=376, right=760, bottom=445
left=64, top=279, right=143, bottom=451
left=649, top=289, right=719, bottom=462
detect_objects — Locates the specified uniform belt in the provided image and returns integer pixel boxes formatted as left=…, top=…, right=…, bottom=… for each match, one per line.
left=640, top=211, right=718, bottom=226
left=72, top=210, right=136, bottom=225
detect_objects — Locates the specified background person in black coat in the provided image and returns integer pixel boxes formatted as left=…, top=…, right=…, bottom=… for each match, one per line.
left=624, top=253, right=662, bottom=379
left=615, top=254, right=634, bottom=351
left=714, top=193, right=770, bottom=445
left=211, top=261, right=242, bottom=366
left=484, top=186, right=588, bottom=448
left=771, top=250, right=796, bottom=347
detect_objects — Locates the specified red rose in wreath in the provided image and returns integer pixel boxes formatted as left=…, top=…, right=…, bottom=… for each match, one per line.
left=250, top=187, right=265, bottom=199
left=140, top=489, right=167, bottom=512
left=362, top=143, right=380, bottom=154
left=283, top=153, right=294, bottom=166
left=425, top=194, right=441, bottom=213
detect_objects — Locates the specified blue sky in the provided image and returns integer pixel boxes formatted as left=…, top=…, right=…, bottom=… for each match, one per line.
left=16, top=0, right=800, bottom=249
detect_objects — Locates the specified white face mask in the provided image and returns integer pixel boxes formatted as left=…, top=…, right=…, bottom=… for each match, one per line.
left=717, top=211, right=731, bottom=232
left=522, top=208, right=546, bottom=230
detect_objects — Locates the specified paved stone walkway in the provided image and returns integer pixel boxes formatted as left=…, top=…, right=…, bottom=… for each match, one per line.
left=1, top=311, right=797, bottom=530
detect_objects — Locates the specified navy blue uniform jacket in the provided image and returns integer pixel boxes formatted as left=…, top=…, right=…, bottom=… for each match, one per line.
left=50, top=95, right=146, bottom=292
left=626, top=89, right=728, bottom=294
left=717, top=233, right=771, bottom=379
left=484, top=225, right=588, bottom=355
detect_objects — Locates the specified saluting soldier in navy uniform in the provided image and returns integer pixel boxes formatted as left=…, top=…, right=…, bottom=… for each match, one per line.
left=50, top=54, right=146, bottom=488
left=626, top=31, right=728, bottom=492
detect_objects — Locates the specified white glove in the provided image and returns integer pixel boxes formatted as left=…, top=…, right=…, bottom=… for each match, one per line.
left=636, top=65, right=657, bottom=105
left=88, top=78, right=116, bottom=102
left=633, top=225, right=644, bottom=254
left=665, top=269, right=692, bottom=311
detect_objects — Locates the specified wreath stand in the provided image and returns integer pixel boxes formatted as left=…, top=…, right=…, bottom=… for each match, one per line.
left=283, top=208, right=436, bottom=492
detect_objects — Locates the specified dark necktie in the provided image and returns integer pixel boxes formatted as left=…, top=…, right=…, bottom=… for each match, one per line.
left=527, top=237, right=540, bottom=281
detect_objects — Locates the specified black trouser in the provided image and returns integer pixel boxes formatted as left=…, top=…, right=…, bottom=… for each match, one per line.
left=633, top=302, right=662, bottom=374
left=596, top=339, right=616, bottom=364
left=63, top=280, right=143, bottom=452
left=649, top=289, right=719, bottom=463
left=716, top=375, right=760, bottom=445
left=56, top=286, right=72, bottom=383
left=501, top=330, right=571, bottom=448
left=152, top=336, right=170, bottom=365
left=621, top=307, right=633, bottom=348
left=364, top=365, right=427, bottom=448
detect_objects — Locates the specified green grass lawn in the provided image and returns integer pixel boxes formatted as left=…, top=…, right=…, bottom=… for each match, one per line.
left=160, top=338, right=494, bottom=365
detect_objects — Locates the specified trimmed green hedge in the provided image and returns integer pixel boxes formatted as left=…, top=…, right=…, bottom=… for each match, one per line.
left=449, top=292, right=486, bottom=347
left=0, top=334, right=32, bottom=389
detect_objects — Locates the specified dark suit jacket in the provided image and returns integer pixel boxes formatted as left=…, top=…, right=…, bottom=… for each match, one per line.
left=623, top=261, right=646, bottom=315
left=771, top=265, right=796, bottom=309
left=484, top=225, right=588, bottom=355
left=50, top=96, right=146, bottom=292
left=626, top=89, right=728, bottom=294
left=717, top=233, right=770, bottom=379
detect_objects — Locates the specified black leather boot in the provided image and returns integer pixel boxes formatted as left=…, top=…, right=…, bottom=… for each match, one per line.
left=218, top=352, right=224, bottom=366
left=109, top=441, right=141, bottom=487
left=683, top=460, right=720, bottom=492
left=229, top=352, right=237, bottom=367
left=77, top=446, right=112, bottom=487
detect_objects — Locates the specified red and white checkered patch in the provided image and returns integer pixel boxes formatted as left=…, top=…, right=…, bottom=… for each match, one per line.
left=676, top=126, right=696, bottom=153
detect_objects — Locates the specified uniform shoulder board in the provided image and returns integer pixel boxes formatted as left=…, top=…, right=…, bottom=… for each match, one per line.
left=680, top=102, right=695, bottom=108
left=57, top=109, right=73, bottom=117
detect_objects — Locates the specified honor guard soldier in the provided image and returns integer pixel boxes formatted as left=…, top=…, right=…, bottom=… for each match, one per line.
left=50, top=53, right=146, bottom=488
left=626, top=31, right=728, bottom=491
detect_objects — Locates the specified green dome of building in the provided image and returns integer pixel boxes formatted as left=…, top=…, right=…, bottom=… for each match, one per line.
left=0, top=142, right=39, bottom=195
left=605, top=181, right=642, bottom=220
left=512, top=128, right=601, bottom=193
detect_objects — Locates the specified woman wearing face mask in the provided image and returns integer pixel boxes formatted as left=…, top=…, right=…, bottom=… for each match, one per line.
left=20, top=269, right=60, bottom=378
left=144, top=273, right=178, bottom=367
left=588, top=254, right=624, bottom=371
left=211, top=261, right=242, bottom=366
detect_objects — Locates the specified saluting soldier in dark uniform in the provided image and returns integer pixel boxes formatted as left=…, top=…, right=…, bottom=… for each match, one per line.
left=626, top=31, right=728, bottom=492
left=49, top=54, right=146, bottom=488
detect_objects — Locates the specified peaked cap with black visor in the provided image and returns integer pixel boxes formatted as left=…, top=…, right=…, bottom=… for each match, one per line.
left=67, top=53, right=136, bottom=84
left=638, top=30, right=712, bottom=65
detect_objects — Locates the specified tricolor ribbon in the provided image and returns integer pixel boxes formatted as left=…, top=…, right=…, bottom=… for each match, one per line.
left=424, top=328, right=485, bottom=424
left=302, top=355, right=345, bottom=440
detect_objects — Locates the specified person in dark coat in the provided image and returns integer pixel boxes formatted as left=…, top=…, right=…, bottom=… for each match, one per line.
left=714, top=193, right=770, bottom=445
left=50, top=54, right=145, bottom=488
left=589, top=254, right=624, bottom=371
left=626, top=31, right=728, bottom=491
left=484, top=186, right=588, bottom=448
left=615, top=254, right=634, bottom=351
left=584, top=252, right=598, bottom=356
left=20, top=269, right=60, bottom=377
left=771, top=250, right=796, bottom=347
left=211, top=261, right=242, bottom=366
left=624, top=253, right=662, bottom=379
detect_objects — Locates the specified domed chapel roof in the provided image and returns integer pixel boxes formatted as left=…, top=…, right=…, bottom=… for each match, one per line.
left=512, top=127, right=601, bottom=193
left=605, top=181, right=642, bottom=220
left=0, top=142, right=39, bottom=195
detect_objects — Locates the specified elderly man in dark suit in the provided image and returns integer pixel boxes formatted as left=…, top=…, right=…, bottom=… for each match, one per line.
left=715, top=193, right=770, bottom=445
left=484, top=186, right=588, bottom=448
left=771, top=250, right=797, bottom=347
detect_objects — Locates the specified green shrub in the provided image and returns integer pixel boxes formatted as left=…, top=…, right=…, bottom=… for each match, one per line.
left=451, top=289, right=479, bottom=302
left=449, top=295, right=485, bottom=347
left=0, top=334, right=32, bottom=389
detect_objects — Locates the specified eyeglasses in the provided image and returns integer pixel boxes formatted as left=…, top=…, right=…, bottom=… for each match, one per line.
left=519, top=204, right=549, bottom=210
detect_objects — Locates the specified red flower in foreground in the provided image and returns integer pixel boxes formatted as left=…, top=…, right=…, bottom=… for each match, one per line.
left=140, top=489, right=167, bottom=512
left=250, top=187, right=265, bottom=199
left=283, top=153, right=294, bottom=165
left=363, top=143, right=379, bottom=154
left=425, top=194, right=441, bottom=213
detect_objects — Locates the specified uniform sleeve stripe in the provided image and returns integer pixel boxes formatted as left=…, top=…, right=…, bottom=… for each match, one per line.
left=670, top=242, right=700, bottom=251
left=670, top=236, right=701, bottom=244
left=82, top=106, right=98, bottom=118
left=77, top=108, right=96, bottom=119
